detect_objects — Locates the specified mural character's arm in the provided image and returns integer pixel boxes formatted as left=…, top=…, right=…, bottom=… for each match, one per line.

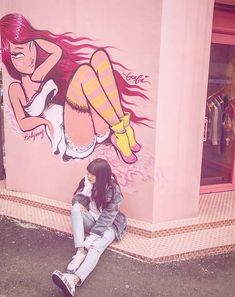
left=31, top=39, right=62, bottom=82
left=9, top=82, right=53, bottom=134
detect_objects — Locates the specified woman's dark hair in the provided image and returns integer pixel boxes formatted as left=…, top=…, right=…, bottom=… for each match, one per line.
left=87, top=158, right=118, bottom=210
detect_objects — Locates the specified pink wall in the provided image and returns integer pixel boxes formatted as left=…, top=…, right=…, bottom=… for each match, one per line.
left=153, top=0, right=214, bottom=222
left=1, top=0, right=161, bottom=222
left=0, top=0, right=216, bottom=223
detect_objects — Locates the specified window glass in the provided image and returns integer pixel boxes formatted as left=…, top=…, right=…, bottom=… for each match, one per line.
left=201, top=43, right=235, bottom=185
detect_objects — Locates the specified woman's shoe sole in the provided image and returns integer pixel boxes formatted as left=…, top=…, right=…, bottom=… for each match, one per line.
left=52, top=271, right=73, bottom=297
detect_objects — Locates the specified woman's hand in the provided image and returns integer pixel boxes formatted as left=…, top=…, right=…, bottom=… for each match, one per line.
left=81, top=175, right=93, bottom=197
left=78, top=203, right=87, bottom=212
left=83, top=233, right=100, bottom=249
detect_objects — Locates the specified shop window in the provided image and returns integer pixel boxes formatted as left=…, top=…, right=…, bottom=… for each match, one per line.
left=201, top=43, right=235, bottom=186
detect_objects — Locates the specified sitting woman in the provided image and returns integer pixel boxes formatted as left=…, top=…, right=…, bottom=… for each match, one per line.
left=52, top=158, right=127, bottom=297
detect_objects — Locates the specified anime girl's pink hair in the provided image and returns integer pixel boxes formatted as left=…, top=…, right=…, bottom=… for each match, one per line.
left=0, top=13, right=150, bottom=125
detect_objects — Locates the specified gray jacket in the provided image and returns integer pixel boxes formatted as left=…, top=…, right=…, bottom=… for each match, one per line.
left=72, top=179, right=127, bottom=241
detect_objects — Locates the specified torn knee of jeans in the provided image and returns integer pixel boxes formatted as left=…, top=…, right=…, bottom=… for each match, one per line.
left=88, top=246, right=101, bottom=254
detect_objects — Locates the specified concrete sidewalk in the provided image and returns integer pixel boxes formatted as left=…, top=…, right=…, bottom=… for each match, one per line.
left=0, top=215, right=234, bottom=297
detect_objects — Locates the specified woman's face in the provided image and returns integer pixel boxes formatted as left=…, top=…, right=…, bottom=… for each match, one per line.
left=87, top=171, right=96, bottom=184
left=9, top=41, right=36, bottom=75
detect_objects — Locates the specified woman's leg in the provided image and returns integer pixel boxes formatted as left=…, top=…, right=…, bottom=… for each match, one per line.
left=90, top=49, right=124, bottom=119
left=68, top=204, right=96, bottom=273
left=75, top=64, right=119, bottom=126
left=74, top=228, right=115, bottom=284
left=89, top=106, right=110, bottom=143
left=71, top=203, right=95, bottom=248
left=52, top=228, right=115, bottom=295
left=70, top=64, right=136, bottom=163
left=91, top=50, right=141, bottom=152
left=64, top=74, right=96, bottom=160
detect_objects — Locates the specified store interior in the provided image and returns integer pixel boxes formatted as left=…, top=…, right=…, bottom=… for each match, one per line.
left=201, top=43, right=235, bottom=186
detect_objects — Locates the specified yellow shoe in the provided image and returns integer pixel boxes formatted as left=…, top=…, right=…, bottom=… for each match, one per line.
left=121, top=113, right=141, bottom=152
left=111, top=121, right=137, bottom=164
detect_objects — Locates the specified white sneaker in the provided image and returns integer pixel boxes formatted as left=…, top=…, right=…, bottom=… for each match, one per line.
left=52, top=270, right=75, bottom=297
left=66, top=249, right=87, bottom=273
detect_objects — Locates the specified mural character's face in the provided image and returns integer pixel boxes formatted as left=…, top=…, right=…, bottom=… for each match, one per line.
left=9, top=41, right=36, bottom=75
left=87, top=171, right=96, bottom=184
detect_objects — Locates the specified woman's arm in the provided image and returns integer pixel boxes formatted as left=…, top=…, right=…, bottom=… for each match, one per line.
left=9, top=82, right=53, bottom=133
left=31, top=39, right=62, bottom=82
left=72, top=178, right=90, bottom=208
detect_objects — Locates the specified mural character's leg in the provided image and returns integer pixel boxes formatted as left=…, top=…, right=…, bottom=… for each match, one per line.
left=91, top=49, right=141, bottom=153
left=110, top=120, right=137, bottom=163
left=89, top=106, right=110, bottom=143
left=90, top=49, right=124, bottom=118
left=64, top=71, right=96, bottom=160
left=121, top=112, right=141, bottom=152
left=78, top=64, right=136, bottom=163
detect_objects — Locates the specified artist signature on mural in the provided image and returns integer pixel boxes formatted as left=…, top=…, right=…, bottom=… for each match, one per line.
left=24, top=129, right=45, bottom=141
left=122, top=72, right=149, bottom=85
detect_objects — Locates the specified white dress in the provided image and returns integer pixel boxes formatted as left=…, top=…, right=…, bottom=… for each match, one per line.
left=23, top=79, right=106, bottom=159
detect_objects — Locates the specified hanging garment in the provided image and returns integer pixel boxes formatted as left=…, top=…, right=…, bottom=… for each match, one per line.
left=211, top=103, right=219, bottom=145
left=216, top=101, right=223, bottom=145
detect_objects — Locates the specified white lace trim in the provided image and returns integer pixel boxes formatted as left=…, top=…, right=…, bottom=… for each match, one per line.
left=65, top=134, right=97, bottom=158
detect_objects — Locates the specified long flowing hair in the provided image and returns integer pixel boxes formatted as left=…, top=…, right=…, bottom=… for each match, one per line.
left=0, top=13, right=150, bottom=125
left=87, top=158, right=118, bottom=210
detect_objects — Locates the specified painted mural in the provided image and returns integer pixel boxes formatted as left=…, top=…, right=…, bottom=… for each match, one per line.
left=0, top=13, right=151, bottom=167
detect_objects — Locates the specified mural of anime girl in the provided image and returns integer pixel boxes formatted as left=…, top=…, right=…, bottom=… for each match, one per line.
left=0, top=13, right=149, bottom=164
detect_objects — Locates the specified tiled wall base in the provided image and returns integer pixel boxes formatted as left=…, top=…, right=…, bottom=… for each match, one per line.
left=0, top=183, right=234, bottom=262
left=111, top=226, right=234, bottom=262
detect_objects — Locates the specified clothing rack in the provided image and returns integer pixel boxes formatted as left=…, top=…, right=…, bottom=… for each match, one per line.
left=207, top=87, right=225, bottom=101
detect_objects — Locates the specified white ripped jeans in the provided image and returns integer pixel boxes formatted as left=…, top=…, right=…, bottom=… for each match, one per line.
left=71, top=203, right=115, bottom=283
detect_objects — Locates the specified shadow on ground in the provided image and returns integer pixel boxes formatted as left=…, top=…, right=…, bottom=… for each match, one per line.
left=0, top=215, right=234, bottom=297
